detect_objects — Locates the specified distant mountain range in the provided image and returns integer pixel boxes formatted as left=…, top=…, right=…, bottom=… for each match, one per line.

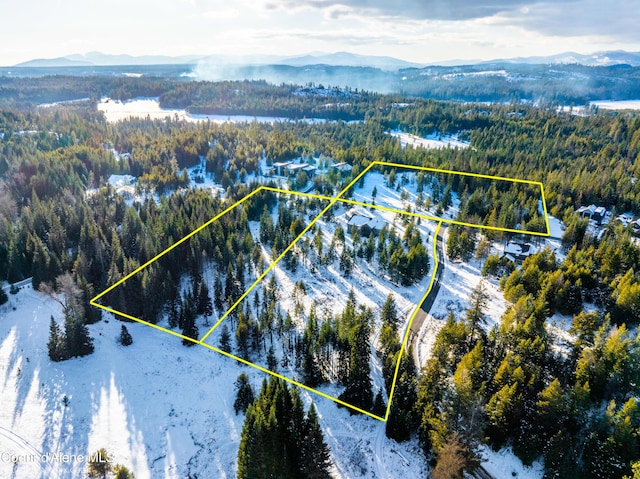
left=6, top=50, right=640, bottom=105
left=15, top=51, right=424, bottom=71
left=14, top=50, right=640, bottom=69
left=15, top=52, right=203, bottom=67
left=486, top=50, right=640, bottom=67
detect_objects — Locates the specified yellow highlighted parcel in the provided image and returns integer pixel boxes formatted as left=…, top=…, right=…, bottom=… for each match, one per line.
left=91, top=161, right=550, bottom=422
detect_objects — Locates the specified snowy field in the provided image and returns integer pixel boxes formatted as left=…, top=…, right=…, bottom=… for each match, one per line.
left=38, top=98, right=91, bottom=108
left=0, top=283, right=428, bottom=479
left=387, top=130, right=470, bottom=150
left=558, top=100, right=640, bottom=115
left=479, top=445, right=544, bottom=479
left=350, top=169, right=461, bottom=222
left=97, top=98, right=330, bottom=124
left=590, top=99, right=640, bottom=110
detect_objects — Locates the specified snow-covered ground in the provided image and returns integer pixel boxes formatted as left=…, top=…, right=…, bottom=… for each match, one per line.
left=97, top=98, right=331, bottom=124
left=38, top=98, right=91, bottom=108
left=204, top=193, right=438, bottom=408
left=558, top=100, right=640, bottom=115
left=388, top=130, right=470, bottom=150
left=546, top=214, right=564, bottom=239
left=479, top=445, right=544, bottom=479
left=350, top=169, right=461, bottom=222
left=106, top=174, right=137, bottom=195
left=416, top=231, right=508, bottom=362
left=1, top=283, right=428, bottom=479
left=590, top=99, right=640, bottom=110
left=87, top=157, right=225, bottom=206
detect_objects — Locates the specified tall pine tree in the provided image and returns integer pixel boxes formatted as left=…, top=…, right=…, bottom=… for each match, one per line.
left=300, top=404, right=332, bottom=479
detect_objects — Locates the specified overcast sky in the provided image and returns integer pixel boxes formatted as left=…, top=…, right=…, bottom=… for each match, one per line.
left=1, top=0, right=639, bottom=65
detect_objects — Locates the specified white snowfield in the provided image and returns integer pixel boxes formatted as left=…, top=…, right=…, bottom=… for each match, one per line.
left=97, top=98, right=330, bottom=124
left=388, top=130, right=470, bottom=150
left=0, top=286, right=426, bottom=477
left=590, top=99, right=640, bottom=110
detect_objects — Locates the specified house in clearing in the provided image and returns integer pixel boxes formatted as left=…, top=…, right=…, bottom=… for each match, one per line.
left=272, top=161, right=293, bottom=176
left=501, top=241, right=536, bottom=263
left=286, top=163, right=316, bottom=176
left=271, top=160, right=318, bottom=177
left=330, top=162, right=353, bottom=175
left=616, top=214, right=640, bottom=234
left=576, top=204, right=609, bottom=225
left=345, top=209, right=386, bottom=236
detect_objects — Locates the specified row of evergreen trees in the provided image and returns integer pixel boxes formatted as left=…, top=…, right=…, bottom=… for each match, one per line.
left=237, top=376, right=332, bottom=479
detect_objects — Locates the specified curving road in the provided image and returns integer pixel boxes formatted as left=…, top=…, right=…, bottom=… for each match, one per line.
left=409, top=224, right=446, bottom=367
left=405, top=225, right=496, bottom=479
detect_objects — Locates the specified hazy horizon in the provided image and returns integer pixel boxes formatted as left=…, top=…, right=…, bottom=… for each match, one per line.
left=2, top=0, right=639, bottom=66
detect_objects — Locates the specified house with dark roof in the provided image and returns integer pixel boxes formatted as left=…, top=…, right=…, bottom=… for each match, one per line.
left=501, top=241, right=536, bottom=263
left=345, top=209, right=386, bottom=236
left=576, top=204, right=609, bottom=224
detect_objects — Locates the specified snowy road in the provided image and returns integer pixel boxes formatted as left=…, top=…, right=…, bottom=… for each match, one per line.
left=409, top=224, right=446, bottom=368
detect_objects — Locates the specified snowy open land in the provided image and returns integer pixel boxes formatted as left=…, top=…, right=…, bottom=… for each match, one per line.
left=388, top=130, right=470, bottom=150
left=350, top=169, right=461, bottom=222
left=1, top=283, right=428, bottom=479
left=590, top=99, right=640, bottom=110
left=97, top=98, right=331, bottom=124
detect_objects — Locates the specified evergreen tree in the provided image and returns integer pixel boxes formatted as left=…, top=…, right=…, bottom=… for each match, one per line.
left=234, top=373, right=255, bottom=415
left=386, top=350, right=418, bottom=442
left=87, top=448, right=113, bottom=478
left=267, top=345, right=278, bottom=372
left=237, top=377, right=333, bottom=478
left=302, top=345, right=324, bottom=387
left=237, top=397, right=271, bottom=479
left=365, top=232, right=375, bottom=262
left=372, top=389, right=386, bottom=417
left=48, top=316, right=65, bottom=362
left=314, top=226, right=323, bottom=260
left=464, top=281, right=489, bottom=346
left=381, top=294, right=399, bottom=331
left=181, top=297, right=198, bottom=346
left=113, top=464, right=135, bottom=479
left=338, top=308, right=373, bottom=412
left=339, top=247, right=353, bottom=277
left=43, top=273, right=94, bottom=360
left=300, top=404, right=332, bottom=479
left=119, top=324, right=133, bottom=346
left=197, top=279, right=213, bottom=318
left=64, top=312, right=94, bottom=358
left=260, top=206, right=275, bottom=243
left=219, top=324, right=232, bottom=353
left=214, top=272, right=224, bottom=311
left=225, top=264, right=240, bottom=307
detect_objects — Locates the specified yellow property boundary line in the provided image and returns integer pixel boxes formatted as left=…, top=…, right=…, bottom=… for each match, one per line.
left=91, top=161, right=550, bottom=421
